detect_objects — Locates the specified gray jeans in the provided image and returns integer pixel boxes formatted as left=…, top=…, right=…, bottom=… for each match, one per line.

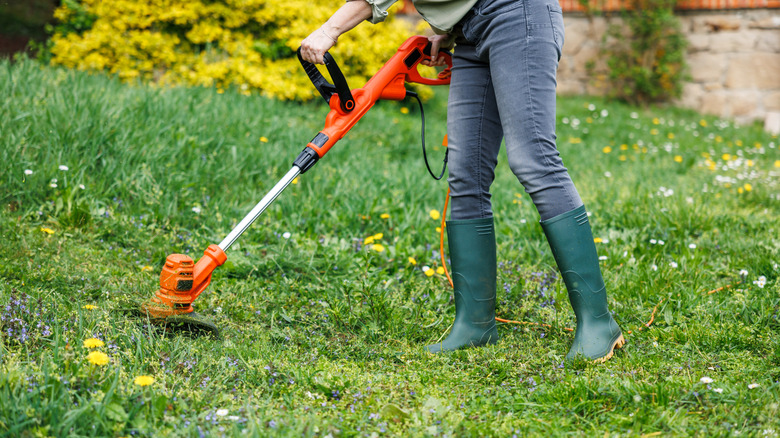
left=447, top=0, right=583, bottom=221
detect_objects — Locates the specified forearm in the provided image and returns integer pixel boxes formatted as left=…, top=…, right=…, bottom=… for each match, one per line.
left=322, top=0, right=373, bottom=40
left=300, top=0, right=373, bottom=64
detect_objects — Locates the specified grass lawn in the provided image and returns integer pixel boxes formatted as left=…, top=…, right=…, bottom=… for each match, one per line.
left=1, top=57, right=779, bottom=437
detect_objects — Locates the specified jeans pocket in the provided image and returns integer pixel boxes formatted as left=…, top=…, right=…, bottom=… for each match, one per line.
left=547, top=4, right=565, bottom=58
left=479, top=0, right=522, bottom=17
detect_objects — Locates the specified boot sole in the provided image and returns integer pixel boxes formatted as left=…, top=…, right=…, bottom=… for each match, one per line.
left=593, top=334, right=626, bottom=364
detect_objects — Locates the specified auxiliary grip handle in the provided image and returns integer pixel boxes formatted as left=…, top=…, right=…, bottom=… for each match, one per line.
left=296, top=48, right=355, bottom=113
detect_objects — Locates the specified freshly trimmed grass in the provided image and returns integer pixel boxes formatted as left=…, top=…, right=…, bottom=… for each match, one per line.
left=1, top=57, right=779, bottom=437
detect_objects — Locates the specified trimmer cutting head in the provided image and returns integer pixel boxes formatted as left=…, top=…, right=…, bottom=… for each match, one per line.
left=139, top=246, right=227, bottom=338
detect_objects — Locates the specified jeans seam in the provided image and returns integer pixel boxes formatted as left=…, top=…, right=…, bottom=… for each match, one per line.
left=477, top=70, right=492, bottom=219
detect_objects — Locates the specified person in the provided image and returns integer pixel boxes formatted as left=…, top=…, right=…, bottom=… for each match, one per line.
left=300, top=0, right=625, bottom=362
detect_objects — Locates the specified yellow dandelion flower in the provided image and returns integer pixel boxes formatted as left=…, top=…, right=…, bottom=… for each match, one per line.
left=619, top=155, right=627, bottom=161
left=40, top=227, right=55, bottom=235
left=568, top=137, right=582, bottom=144
left=738, top=187, right=744, bottom=194
left=593, top=237, right=603, bottom=243
left=620, top=144, right=628, bottom=150
left=408, top=257, right=417, bottom=265
left=715, top=136, right=723, bottom=143
left=667, top=133, right=675, bottom=139
left=722, top=154, right=731, bottom=161
left=380, top=213, right=390, bottom=219
left=423, top=267, right=434, bottom=277
left=372, top=233, right=383, bottom=240
left=371, top=244, right=385, bottom=253
left=87, top=351, right=109, bottom=366
left=747, top=160, right=754, bottom=167
left=363, top=236, right=375, bottom=245
left=83, top=304, right=97, bottom=310
left=650, top=129, right=659, bottom=135
left=436, top=227, right=442, bottom=233
left=134, top=375, right=155, bottom=387
left=674, top=155, right=683, bottom=163
left=292, top=177, right=299, bottom=185
left=774, top=160, right=780, bottom=168
left=436, top=267, right=446, bottom=275
left=83, top=338, right=105, bottom=349
left=755, top=142, right=762, bottom=149
left=260, top=137, right=269, bottom=143
left=602, top=146, right=612, bottom=154
left=735, top=140, right=743, bottom=147
left=586, top=117, right=593, bottom=124
left=744, top=183, right=752, bottom=192
left=699, top=119, right=708, bottom=127
left=400, top=107, right=410, bottom=114
left=652, top=118, right=660, bottom=125
left=429, top=210, right=441, bottom=220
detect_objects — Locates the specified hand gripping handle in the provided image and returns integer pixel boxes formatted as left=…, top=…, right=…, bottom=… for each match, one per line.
left=404, top=41, right=453, bottom=86
left=296, top=48, right=356, bottom=113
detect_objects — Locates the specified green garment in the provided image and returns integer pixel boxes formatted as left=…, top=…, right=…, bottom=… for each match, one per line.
left=352, top=0, right=479, bottom=33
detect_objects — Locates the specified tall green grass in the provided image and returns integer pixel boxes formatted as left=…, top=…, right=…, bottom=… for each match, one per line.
left=1, top=57, right=779, bottom=436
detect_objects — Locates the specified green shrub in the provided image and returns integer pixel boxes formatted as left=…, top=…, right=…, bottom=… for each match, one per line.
left=601, top=0, right=688, bottom=105
left=46, top=0, right=419, bottom=100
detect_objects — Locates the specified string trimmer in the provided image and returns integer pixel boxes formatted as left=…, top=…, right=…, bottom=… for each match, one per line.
left=139, top=36, right=452, bottom=336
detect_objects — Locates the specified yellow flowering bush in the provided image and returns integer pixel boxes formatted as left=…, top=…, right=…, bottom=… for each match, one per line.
left=48, top=0, right=416, bottom=100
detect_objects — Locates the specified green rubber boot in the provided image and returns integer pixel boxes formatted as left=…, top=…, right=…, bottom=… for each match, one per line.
left=541, top=205, right=625, bottom=362
left=426, top=218, right=499, bottom=353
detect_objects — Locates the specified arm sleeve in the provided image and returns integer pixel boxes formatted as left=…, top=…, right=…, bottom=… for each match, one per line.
left=348, top=0, right=399, bottom=24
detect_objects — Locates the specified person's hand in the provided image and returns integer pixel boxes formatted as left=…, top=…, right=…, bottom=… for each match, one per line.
left=421, top=34, right=454, bottom=67
left=300, top=26, right=338, bottom=64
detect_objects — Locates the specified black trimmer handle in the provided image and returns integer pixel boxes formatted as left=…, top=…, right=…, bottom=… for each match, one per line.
left=296, top=48, right=355, bottom=113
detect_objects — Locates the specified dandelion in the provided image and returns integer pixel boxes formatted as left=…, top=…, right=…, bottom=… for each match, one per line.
left=380, top=213, right=390, bottom=219
left=87, top=351, right=109, bottom=366
left=371, top=244, right=385, bottom=253
left=134, top=375, right=155, bottom=386
left=743, top=183, right=752, bottom=192
left=292, top=177, right=299, bottom=185
left=748, top=383, right=760, bottom=389
left=594, top=237, right=603, bottom=243
left=700, top=377, right=714, bottom=384
left=436, top=267, right=446, bottom=275
left=674, top=155, right=683, bottom=163
left=699, top=119, right=708, bottom=127
left=59, top=165, right=69, bottom=171
left=668, top=133, right=675, bottom=139
left=83, top=338, right=105, bottom=349
left=775, top=160, right=780, bottom=168
left=400, top=107, right=410, bottom=114
left=722, top=153, right=731, bottom=161
left=24, top=169, right=33, bottom=175
left=422, top=266, right=434, bottom=277
left=40, top=227, right=55, bottom=235
left=429, top=209, right=441, bottom=220
left=260, top=137, right=269, bottom=143
left=282, top=232, right=291, bottom=239
left=568, top=137, right=582, bottom=144
left=364, top=235, right=375, bottom=245
left=602, top=146, right=612, bottom=154
left=408, top=257, right=417, bottom=265
left=83, top=304, right=97, bottom=310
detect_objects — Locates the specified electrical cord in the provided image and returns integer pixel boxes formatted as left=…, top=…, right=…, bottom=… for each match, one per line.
left=406, top=91, right=448, bottom=180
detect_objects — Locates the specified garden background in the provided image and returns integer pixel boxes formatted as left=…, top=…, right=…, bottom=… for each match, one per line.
left=1, top=0, right=780, bottom=436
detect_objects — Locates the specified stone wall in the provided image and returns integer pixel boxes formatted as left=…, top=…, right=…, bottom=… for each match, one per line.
left=556, top=9, right=780, bottom=131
